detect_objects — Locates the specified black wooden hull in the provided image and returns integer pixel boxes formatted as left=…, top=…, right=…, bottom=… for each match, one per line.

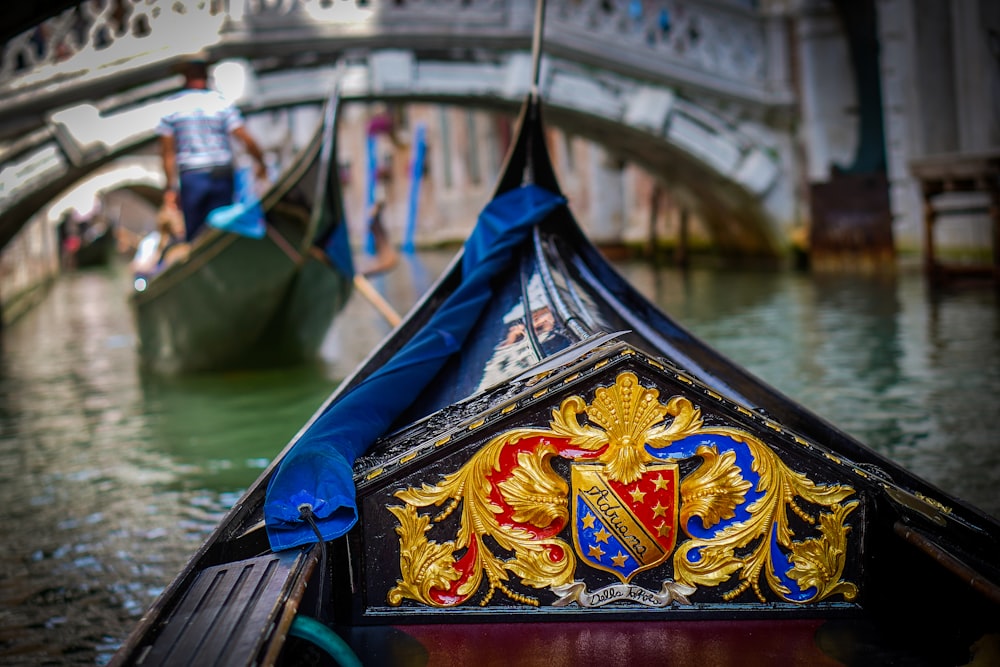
left=130, top=94, right=351, bottom=374
left=112, top=78, right=1000, bottom=667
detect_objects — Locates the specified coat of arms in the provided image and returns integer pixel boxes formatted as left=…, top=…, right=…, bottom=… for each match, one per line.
left=572, top=463, right=678, bottom=582
left=386, top=371, right=859, bottom=610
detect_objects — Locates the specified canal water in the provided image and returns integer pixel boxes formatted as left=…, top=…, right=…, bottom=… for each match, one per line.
left=1, top=252, right=998, bottom=665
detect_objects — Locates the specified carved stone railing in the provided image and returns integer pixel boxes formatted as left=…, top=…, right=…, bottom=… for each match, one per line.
left=0, top=0, right=786, bottom=132
left=0, top=0, right=791, bottom=255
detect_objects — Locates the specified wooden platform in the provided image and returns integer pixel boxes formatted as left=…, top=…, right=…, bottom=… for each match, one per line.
left=132, top=547, right=319, bottom=666
left=910, top=151, right=1000, bottom=284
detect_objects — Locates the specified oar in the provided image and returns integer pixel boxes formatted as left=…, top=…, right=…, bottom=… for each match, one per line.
left=352, top=273, right=401, bottom=328
left=307, top=245, right=402, bottom=328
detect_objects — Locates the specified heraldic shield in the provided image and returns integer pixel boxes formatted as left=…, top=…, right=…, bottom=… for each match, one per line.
left=572, top=463, right=678, bottom=583
left=379, top=363, right=861, bottom=613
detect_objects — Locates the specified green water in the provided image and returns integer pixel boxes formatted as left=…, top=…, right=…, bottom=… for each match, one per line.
left=0, top=253, right=997, bottom=665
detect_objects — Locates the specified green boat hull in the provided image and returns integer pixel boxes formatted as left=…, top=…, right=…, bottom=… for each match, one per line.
left=131, top=93, right=351, bottom=374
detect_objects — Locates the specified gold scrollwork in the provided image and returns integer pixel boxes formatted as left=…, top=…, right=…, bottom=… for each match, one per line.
left=388, top=437, right=576, bottom=607
left=674, top=427, right=858, bottom=603
left=387, top=371, right=858, bottom=608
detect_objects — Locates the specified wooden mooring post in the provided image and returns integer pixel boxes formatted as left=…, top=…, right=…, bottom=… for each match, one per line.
left=807, top=171, right=895, bottom=271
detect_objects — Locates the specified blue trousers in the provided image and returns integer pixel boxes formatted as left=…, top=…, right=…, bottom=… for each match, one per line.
left=179, top=167, right=234, bottom=240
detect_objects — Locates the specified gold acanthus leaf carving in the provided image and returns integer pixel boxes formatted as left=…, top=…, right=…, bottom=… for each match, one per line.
left=497, top=448, right=569, bottom=529
left=389, top=433, right=576, bottom=607
left=386, top=504, right=463, bottom=607
left=679, top=444, right=753, bottom=530
left=674, top=427, right=857, bottom=604
left=788, top=501, right=859, bottom=601
left=549, top=372, right=703, bottom=484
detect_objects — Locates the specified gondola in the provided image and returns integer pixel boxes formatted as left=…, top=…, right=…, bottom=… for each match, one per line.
left=73, top=220, right=116, bottom=267
left=129, top=88, right=353, bottom=374
left=111, top=9, right=1000, bottom=667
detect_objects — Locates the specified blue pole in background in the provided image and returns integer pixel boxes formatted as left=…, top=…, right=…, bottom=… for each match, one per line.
left=365, top=134, right=378, bottom=256
left=403, top=124, right=426, bottom=254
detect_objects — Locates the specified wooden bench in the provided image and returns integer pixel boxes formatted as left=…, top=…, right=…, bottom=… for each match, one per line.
left=133, top=546, right=320, bottom=666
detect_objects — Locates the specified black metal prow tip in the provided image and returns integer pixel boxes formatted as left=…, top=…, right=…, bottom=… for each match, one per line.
left=530, top=0, right=548, bottom=98
left=490, top=0, right=560, bottom=198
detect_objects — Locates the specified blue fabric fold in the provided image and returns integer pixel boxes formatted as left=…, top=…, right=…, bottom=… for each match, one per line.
left=206, top=168, right=265, bottom=239
left=264, top=184, right=565, bottom=551
left=322, top=209, right=355, bottom=277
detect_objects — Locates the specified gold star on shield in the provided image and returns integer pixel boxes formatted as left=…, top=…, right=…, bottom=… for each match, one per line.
left=582, top=513, right=596, bottom=529
left=629, top=487, right=647, bottom=504
left=611, top=552, right=628, bottom=567
left=651, top=501, right=668, bottom=517
left=588, top=544, right=605, bottom=560
left=656, top=521, right=672, bottom=537
left=653, top=474, right=670, bottom=491
left=594, top=527, right=611, bottom=544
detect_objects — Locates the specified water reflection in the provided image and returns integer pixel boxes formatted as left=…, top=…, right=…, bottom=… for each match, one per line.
left=0, top=268, right=222, bottom=666
left=137, top=365, right=336, bottom=492
left=621, top=261, right=1000, bottom=520
left=0, top=254, right=998, bottom=665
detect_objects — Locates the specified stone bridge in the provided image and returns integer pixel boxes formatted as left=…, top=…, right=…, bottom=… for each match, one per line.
left=0, top=0, right=796, bottom=256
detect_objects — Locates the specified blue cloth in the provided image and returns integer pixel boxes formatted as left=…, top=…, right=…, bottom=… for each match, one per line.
left=322, top=215, right=354, bottom=277
left=207, top=168, right=265, bottom=239
left=264, top=184, right=566, bottom=551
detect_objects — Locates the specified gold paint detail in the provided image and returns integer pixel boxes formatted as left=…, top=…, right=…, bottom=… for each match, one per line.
left=550, top=372, right=703, bottom=485
left=675, top=426, right=858, bottom=604
left=435, top=436, right=451, bottom=447
left=387, top=437, right=575, bottom=608
left=786, top=502, right=860, bottom=602
left=387, top=372, right=858, bottom=608
left=469, top=419, right=486, bottom=430
left=399, top=452, right=418, bottom=465
left=365, top=468, right=384, bottom=481
left=501, top=404, right=517, bottom=414
left=915, top=493, right=953, bottom=515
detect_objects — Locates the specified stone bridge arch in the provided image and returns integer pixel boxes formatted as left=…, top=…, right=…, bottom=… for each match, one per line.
left=0, top=0, right=796, bottom=256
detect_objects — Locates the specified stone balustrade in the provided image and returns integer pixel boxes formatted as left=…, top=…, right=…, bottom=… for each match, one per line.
left=1, top=0, right=785, bottom=120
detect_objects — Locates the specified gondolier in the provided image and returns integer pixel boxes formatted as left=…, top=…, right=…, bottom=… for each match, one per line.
left=158, top=52, right=267, bottom=240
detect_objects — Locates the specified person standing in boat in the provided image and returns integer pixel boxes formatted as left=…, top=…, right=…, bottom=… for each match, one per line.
left=157, top=52, right=268, bottom=241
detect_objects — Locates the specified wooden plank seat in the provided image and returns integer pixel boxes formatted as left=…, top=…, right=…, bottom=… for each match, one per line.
left=134, top=546, right=319, bottom=666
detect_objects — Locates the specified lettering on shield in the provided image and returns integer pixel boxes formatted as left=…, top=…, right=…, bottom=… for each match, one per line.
left=572, top=463, right=679, bottom=583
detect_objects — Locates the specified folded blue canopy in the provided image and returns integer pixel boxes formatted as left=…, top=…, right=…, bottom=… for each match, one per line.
left=264, top=184, right=566, bottom=551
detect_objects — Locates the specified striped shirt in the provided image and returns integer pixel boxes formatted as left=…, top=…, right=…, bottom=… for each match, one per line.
left=156, top=89, right=244, bottom=172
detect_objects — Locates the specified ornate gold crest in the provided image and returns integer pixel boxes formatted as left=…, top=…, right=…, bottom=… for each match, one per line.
left=387, top=371, right=859, bottom=609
